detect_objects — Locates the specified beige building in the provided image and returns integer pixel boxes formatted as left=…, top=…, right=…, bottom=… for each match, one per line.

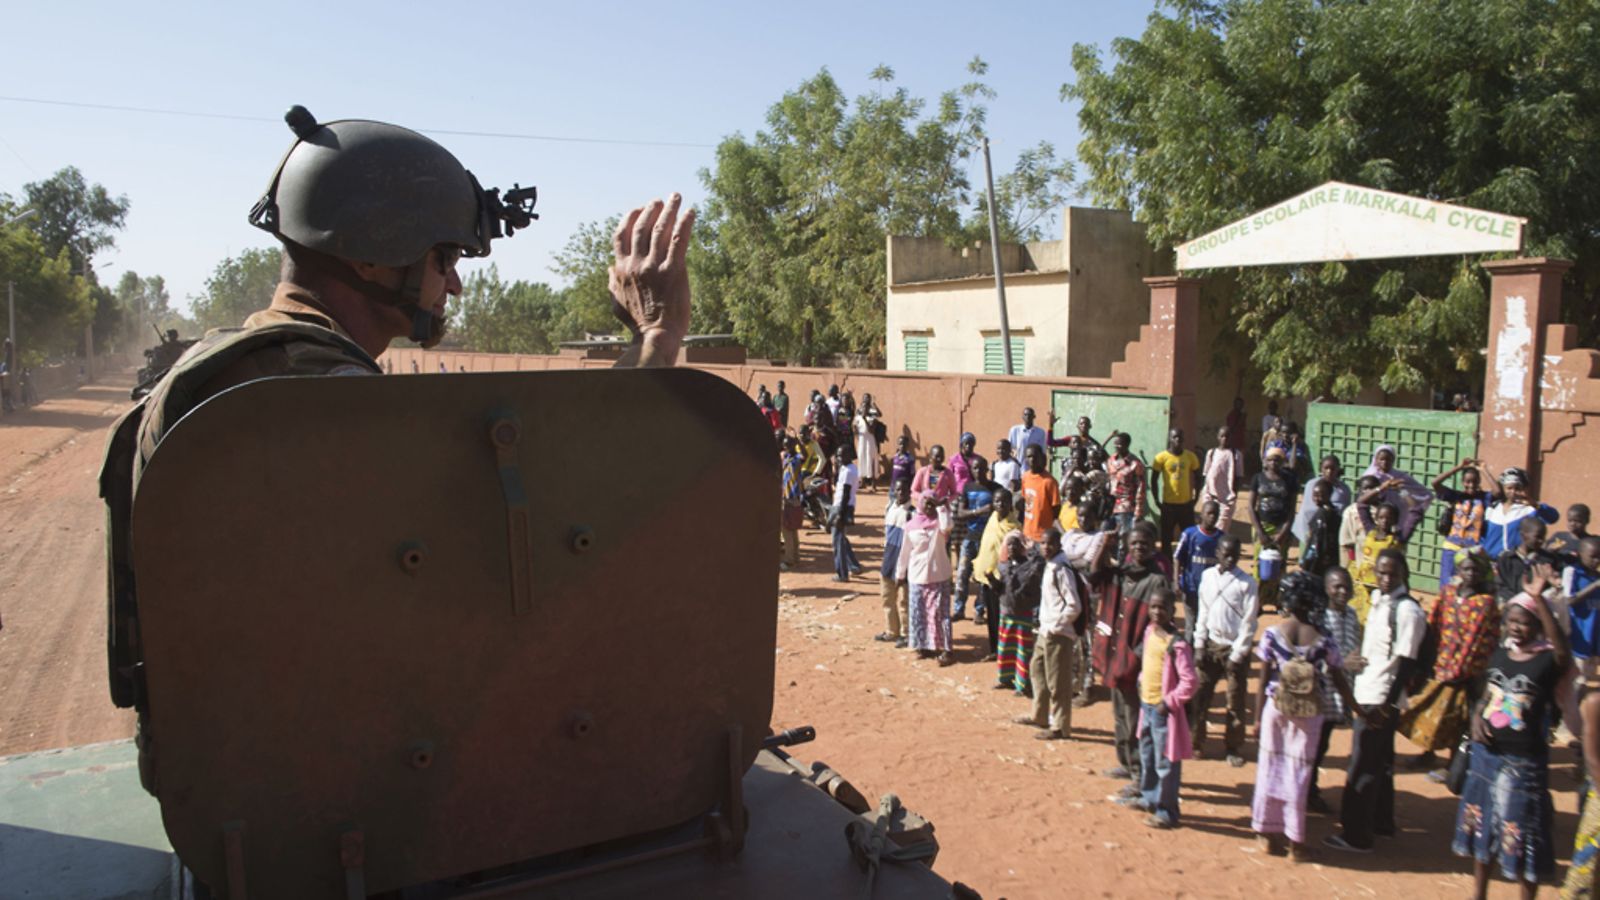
left=885, top=207, right=1167, bottom=378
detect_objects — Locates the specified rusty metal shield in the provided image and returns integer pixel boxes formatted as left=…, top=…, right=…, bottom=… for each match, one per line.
left=131, top=368, right=777, bottom=897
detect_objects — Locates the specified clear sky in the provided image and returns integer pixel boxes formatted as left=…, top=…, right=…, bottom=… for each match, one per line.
left=1, top=0, right=1161, bottom=313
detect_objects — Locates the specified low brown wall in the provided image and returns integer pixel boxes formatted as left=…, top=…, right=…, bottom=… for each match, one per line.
left=381, top=348, right=1148, bottom=457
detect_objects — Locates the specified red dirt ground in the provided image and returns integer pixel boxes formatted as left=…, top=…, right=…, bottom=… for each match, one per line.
left=0, top=376, right=1577, bottom=898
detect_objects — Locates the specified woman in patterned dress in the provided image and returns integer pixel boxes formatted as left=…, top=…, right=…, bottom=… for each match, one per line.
left=1399, top=548, right=1501, bottom=777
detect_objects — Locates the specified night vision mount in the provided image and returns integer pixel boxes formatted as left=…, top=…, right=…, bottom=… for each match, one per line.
left=480, top=183, right=539, bottom=243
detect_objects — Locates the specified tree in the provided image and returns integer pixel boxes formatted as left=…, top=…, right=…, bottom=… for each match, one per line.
left=965, top=141, right=1076, bottom=244
left=1065, top=0, right=1600, bottom=399
left=0, top=199, right=93, bottom=365
left=695, top=60, right=992, bottom=362
left=446, top=265, right=565, bottom=353
left=550, top=216, right=625, bottom=343
left=22, top=167, right=130, bottom=267
left=191, top=248, right=280, bottom=331
left=115, top=271, right=182, bottom=345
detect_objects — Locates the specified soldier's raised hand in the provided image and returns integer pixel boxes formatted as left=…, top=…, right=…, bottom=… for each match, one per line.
left=610, top=193, right=696, bottom=367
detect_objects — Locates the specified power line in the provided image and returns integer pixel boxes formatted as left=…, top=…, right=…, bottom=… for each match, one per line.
left=0, top=94, right=717, bottom=150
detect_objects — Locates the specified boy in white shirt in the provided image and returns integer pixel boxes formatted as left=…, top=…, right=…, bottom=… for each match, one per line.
left=1326, top=548, right=1426, bottom=853
left=830, top=446, right=862, bottom=582
left=1190, top=535, right=1259, bottom=766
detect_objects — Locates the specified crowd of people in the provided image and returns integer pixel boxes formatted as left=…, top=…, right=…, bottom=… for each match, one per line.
left=762, top=385, right=1600, bottom=896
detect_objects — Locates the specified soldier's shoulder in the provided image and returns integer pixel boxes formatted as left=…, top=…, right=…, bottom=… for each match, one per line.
left=136, top=321, right=380, bottom=466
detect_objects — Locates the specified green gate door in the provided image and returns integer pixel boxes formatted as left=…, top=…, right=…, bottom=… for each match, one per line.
left=1050, top=390, right=1172, bottom=512
left=1305, top=403, right=1480, bottom=593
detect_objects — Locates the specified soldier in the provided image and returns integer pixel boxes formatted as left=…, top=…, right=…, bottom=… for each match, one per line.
left=102, top=105, right=695, bottom=789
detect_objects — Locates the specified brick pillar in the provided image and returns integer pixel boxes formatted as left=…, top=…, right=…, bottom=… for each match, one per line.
left=1480, top=257, right=1572, bottom=478
left=1141, top=276, right=1202, bottom=441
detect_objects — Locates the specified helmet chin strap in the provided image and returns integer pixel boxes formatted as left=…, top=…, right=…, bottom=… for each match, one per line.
left=397, top=262, right=447, bottom=348
left=326, top=257, right=446, bottom=349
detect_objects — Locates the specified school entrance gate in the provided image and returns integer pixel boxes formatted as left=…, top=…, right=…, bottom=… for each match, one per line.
left=1050, top=390, right=1172, bottom=510
left=1305, top=402, right=1480, bottom=593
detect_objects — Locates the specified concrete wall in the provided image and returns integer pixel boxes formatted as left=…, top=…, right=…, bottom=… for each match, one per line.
left=885, top=271, right=1070, bottom=375
left=887, top=235, right=1036, bottom=284
left=379, top=347, right=1148, bottom=460
left=884, top=207, right=1163, bottom=380
left=1063, top=208, right=1170, bottom=378
left=1480, top=259, right=1599, bottom=513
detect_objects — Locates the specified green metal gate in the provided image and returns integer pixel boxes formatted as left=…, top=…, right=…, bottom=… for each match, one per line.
left=1050, top=390, right=1172, bottom=511
left=1305, top=403, right=1480, bottom=593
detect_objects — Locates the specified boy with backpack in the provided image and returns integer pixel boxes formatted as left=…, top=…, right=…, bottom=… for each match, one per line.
left=1326, top=549, right=1429, bottom=853
left=1016, top=522, right=1112, bottom=740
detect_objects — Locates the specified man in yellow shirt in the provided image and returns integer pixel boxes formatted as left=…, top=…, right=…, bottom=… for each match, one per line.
left=1151, top=428, right=1201, bottom=557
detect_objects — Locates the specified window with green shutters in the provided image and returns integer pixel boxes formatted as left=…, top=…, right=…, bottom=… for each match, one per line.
left=982, top=336, right=1025, bottom=375
left=903, top=336, right=929, bottom=371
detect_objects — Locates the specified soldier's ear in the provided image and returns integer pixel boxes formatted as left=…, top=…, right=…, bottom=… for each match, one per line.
left=348, top=259, right=398, bottom=287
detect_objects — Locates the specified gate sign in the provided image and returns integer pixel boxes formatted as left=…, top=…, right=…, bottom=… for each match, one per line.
left=1176, top=181, right=1525, bottom=270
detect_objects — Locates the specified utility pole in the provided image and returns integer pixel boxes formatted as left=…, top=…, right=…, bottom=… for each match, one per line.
left=981, top=137, right=1014, bottom=376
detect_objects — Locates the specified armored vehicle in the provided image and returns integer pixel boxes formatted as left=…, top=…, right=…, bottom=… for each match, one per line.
left=2, top=367, right=967, bottom=899
left=133, top=325, right=199, bottom=399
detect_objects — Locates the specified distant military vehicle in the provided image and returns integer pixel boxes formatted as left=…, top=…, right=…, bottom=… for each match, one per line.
left=0, top=368, right=969, bottom=899
left=133, top=325, right=199, bottom=399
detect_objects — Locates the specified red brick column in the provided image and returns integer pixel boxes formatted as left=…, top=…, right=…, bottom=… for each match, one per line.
left=1480, top=258, right=1572, bottom=477
left=1141, top=276, right=1202, bottom=441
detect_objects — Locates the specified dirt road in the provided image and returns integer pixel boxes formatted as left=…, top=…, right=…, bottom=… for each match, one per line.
left=0, top=379, right=1573, bottom=897
left=0, top=376, right=138, bottom=755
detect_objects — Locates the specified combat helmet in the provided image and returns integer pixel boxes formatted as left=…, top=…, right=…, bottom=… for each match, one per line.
left=248, top=106, right=537, bottom=344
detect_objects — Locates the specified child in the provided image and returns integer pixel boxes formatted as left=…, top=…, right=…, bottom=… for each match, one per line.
left=1191, top=535, right=1260, bottom=766
left=1340, top=475, right=1382, bottom=564
left=1017, top=518, right=1113, bottom=739
left=1309, top=568, right=1364, bottom=814
left=897, top=495, right=956, bottom=666
left=1020, top=444, right=1062, bottom=546
left=1174, top=500, right=1224, bottom=639
left=1126, top=586, right=1197, bottom=829
left=889, top=435, right=916, bottom=493
left=779, top=438, right=805, bottom=571
left=1199, top=426, right=1242, bottom=533
left=1549, top=503, right=1593, bottom=566
left=829, top=446, right=862, bottom=582
left=1567, top=537, right=1600, bottom=677
left=1432, top=458, right=1496, bottom=585
left=875, top=479, right=914, bottom=645
left=1299, top=479, right=1343, bottom=578
left=996, top=530, right=1043, bottom=695
left=1326, top=550, right=1427, bottom=854
left=1498, top=516, right=1557, bottom=605
left=1348, top=498, right=1403, bottom=626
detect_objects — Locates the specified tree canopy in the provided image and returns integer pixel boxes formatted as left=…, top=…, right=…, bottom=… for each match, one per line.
left=1066, top=0, right=1600, bottom=399
left=693, top=59, right=1068, bottom=363
left=190, top=247, right=279, bottom=332
left=23, top=166, right=130, bottom=266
